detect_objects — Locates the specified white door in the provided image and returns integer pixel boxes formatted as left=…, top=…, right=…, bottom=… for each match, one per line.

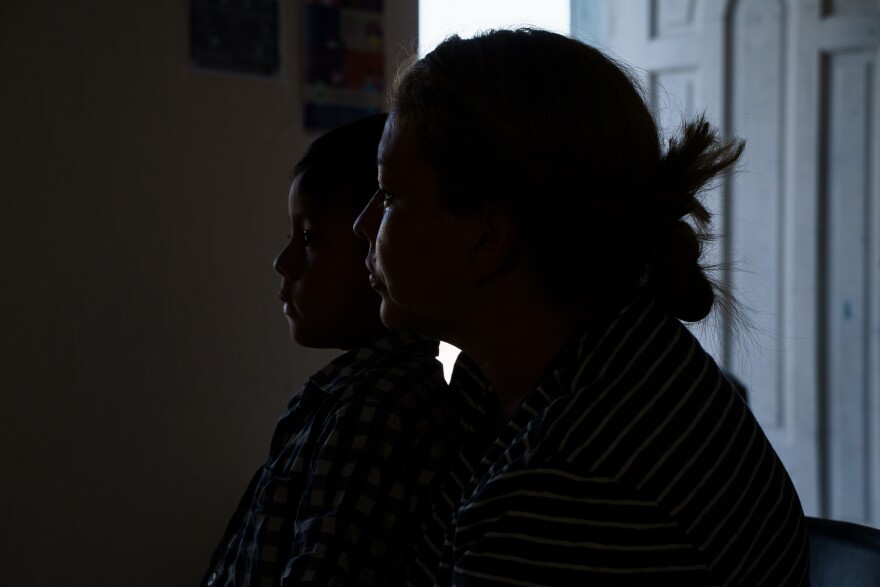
left=572, top=0, right=880, bottom=527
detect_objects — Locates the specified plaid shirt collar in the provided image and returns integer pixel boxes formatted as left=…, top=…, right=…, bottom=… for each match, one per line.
left=308, top=331, right=440, bottom=393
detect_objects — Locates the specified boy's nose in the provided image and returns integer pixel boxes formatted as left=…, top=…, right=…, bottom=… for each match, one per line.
left=353, top=190, right=381, bottom=242
left=273, top=241, right=298, bottom=280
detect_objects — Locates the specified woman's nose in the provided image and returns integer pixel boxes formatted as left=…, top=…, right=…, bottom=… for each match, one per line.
left=353, top=190, right=381, bottom=242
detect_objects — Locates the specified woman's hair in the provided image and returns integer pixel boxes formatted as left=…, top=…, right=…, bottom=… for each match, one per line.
left=293, top=112, right=388, bottom=214
left=391, top=29, right=743, bottom=322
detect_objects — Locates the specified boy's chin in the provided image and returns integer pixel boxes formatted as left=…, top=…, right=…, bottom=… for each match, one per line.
left=291, top=321, right=387, bottom=351
left=290, top=321, right=325, bottom=348
left=292, top=326, right=334, bottom=349
left=290, top=328, right=312, bottom=347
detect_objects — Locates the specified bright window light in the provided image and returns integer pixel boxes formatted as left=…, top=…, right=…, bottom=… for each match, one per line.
left=420, top=1, right=570, bottom=380
left=438, top=341, right=460, bottom=383
left=419, top=0, right=571, bottom=55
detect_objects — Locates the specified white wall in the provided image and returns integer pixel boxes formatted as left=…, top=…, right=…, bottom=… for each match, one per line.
left=0, top=1, right=417, bottom=585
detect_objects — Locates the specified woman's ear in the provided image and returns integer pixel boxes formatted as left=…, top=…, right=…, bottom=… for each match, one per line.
left=466, top=205, right=520, bottom=284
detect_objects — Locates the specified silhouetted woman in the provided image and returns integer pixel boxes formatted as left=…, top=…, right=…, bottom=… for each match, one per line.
left=355, top=28, right=809, bottom=586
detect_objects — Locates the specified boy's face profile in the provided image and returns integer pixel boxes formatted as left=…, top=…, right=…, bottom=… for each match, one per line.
left=274, top=175, right=387, bottom=350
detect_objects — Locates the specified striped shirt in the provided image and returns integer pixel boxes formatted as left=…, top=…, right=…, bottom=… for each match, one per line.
left=202, top=332, right=456, bottom=587
left=435, top=292, right=810, bottom=586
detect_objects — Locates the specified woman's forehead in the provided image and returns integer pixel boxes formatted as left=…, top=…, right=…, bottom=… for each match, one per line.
left=378, top=117, right=430, bottom=177
left=377, top=112, right=408, bottom=167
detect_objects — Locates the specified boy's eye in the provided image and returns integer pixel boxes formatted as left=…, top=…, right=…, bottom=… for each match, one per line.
left=301, top=230, right=314, bottom=247
left=381, top=191, right=393, bottom=209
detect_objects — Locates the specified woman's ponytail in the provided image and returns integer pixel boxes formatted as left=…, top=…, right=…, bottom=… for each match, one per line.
left=647, top=117, right=744, bottom=322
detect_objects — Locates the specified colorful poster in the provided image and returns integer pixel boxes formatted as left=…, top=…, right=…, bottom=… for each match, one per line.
left=303, top=0, right=385, bottom=129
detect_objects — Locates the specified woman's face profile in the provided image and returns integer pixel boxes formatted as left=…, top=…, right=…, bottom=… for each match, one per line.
left=354, top=114, right=473, bottom=338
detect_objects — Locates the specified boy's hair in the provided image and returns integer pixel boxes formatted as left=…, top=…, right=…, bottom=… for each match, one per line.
left=293, top=113, right=388, bottom=215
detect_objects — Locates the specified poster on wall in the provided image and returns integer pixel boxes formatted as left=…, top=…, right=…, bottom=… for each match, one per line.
left=190, top=0, right=280, bottom=76
left=303, top=0, right=384, bottom=130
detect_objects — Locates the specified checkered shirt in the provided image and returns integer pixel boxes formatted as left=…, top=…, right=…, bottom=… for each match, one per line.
left=403, top=355, right=500, bottom=586
left=202, top=332, right=456, bottom=587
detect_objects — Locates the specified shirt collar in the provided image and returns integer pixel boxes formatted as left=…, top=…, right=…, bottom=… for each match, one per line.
left=309, top=331, right=440, bottom=393
left=451, top=289, right=654, bottom=424
left=552, top=289, right=657, bottom=395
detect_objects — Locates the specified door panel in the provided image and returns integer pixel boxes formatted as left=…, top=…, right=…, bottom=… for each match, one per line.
left=573, top=0, right=880, bottom=526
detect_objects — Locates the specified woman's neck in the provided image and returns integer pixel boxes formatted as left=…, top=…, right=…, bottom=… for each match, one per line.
left=456, top=288, right=588, bottom=422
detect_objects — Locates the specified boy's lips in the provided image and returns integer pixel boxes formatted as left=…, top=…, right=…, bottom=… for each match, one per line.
left=278, top=285, right=295, bottom=314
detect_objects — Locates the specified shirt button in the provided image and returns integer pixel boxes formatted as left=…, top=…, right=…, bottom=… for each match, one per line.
left=207, top=572, right=217, bottom=586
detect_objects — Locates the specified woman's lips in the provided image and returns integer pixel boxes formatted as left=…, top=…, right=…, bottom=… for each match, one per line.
left=365, top=259, right=380, bottom=290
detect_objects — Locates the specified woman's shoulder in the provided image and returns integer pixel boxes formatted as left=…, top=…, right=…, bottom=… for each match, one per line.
left=508, top=293, right=745, bottom=473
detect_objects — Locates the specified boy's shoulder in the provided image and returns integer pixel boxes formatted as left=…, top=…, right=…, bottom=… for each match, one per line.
left=311, top=331, right=447, bottom=417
